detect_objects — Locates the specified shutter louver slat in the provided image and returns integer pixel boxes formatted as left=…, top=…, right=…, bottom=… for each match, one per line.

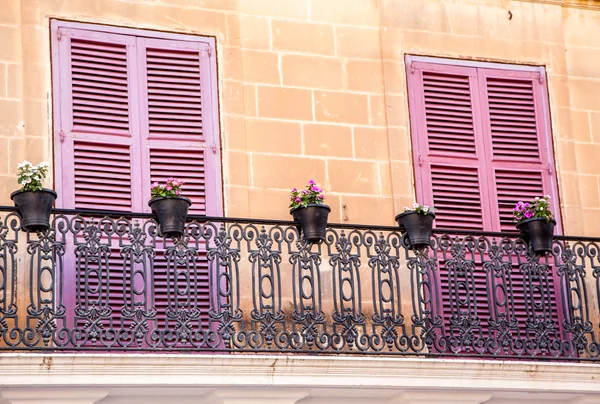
left=74, top=141, right=132, bottom=211
left=487, top=78, right=540, bottom=161
left=423, top=71, right=477, bottom=156
left=70, top=39, right=130, bottom=134
left=150, top=148, right=206, bottom=215
left=146, top=47, right=204, bottom=141
left=431, top=165, right=484, bottom=231
left=495, top=170, right=545, bottom=232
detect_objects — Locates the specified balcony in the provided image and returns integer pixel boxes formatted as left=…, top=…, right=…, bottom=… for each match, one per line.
left=0, top=206, right=599, bottom=361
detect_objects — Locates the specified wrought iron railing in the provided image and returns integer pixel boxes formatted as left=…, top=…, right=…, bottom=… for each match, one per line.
left=0, top=206, right=599, bottom=361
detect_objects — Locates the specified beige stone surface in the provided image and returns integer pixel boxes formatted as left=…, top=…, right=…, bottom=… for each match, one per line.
left=0, top=0, right=597, bottom=237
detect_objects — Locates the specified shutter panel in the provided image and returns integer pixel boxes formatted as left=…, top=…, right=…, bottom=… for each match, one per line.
left=73, top=141, right=133, bottom=210
left=137, top=38, right=221, bottom=329
left=149, top=148, right=207, bottom=215
left=407, top=62, right=492, bottom=231
left=477, top=68, right=562, bottom=233
left=53, top=27, right=141, bottom=335
left=54, top=27, right=142, bottom=211
left=70, top=38, right=130, bottom=134
left=407, top=59, right=564, bottom=355
left=421, top=70, right=478, bottom=155
left=430, top=165, right=485, bottom=231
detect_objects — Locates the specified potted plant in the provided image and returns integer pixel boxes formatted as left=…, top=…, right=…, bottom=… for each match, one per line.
left=289, top=180, right=330, bottom=243
left=149, top=177, right=191, bottom=238
left=10, top=161, right=56, bottom=232
left=513, top=195, right=556, bottom=254
left=395, top=203, right=436, bottom=249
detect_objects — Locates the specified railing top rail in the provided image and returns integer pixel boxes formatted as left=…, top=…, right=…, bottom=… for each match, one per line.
left=0, top=205, right=598, bottom=242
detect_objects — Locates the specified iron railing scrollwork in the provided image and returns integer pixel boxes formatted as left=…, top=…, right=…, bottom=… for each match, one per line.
left=0, top=207, right=600, bottom=360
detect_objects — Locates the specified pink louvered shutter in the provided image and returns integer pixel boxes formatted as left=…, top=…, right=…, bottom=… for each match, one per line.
left=54, top=27, right=143, bottom=211
left=477, top=69, right=562, bottom=233
left=407, top=61, right=492, bottom=231
left=53, top=26, right=142, bottom=330
left=407, top=60, right=563, bottom=352
left=136, top=37, right=222, bottom=326
left=478, top=68, right=562, bottom=341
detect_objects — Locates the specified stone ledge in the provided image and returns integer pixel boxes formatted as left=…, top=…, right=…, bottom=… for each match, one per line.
left=0, top=354, right=599, bottom=393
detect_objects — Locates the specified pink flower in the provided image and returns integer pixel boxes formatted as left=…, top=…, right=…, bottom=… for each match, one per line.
left=165, top=186, right=172, bottom=191
left=172, top=180, right=180, bottom=187
left=295, top=197, right=301, bottom=202
left=176, top=189, right=181, bottom=196
left=291, top=188, right=297, bottom=192
left=151, top=182, right=159, bottom=188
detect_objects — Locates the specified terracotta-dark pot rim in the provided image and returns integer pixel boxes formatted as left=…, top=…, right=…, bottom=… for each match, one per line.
left=289, top=203, right=331, bottom=215
left=394, top=210, right=435, bottom=222
left=10, top=188, right=57, bottom=200
left=516, top=217, right=557, bottom=227
left=148, top=196, right=192, bottom=207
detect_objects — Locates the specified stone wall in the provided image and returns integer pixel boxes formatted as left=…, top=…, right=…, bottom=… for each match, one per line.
left=0, top=0, right=599, bottom=234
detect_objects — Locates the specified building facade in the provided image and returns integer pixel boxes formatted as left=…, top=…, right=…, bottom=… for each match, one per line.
left=1, top=0, right=600, bottom=403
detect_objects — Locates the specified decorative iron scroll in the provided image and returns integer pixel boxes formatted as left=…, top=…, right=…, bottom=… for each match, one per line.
left=0, top=207, right=599, bottom=360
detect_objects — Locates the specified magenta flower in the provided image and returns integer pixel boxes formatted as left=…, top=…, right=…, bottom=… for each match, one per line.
left=296, top=197, right=301, bottom=202
left=524, top=211, right=533, bottom=219
left=308, top=179, right=316, bottom=185
left=311, top=186, right=322, bottom=192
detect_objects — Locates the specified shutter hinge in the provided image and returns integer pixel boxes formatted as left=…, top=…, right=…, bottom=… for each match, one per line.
left=418, top=155, right=423, bottom=166
left=57, top=29, right=62, bottom=41
left=59, top=130, right=65, bottom=143
left=409, top=61, right=415, bottom=74
left=547, top=164, right=552, bottom=175
left=538, top=73, right=544, bottom=84
left=207, top=46, right=212, bottom=57
left=211, top=142, right=217, bottom=154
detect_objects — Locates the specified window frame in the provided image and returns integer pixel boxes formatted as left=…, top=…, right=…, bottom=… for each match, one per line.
left=50, top=19, right=223, bottom=215
left=405, top=55, right=561, bottom=233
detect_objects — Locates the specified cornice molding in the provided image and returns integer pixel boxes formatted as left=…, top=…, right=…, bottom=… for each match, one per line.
left=516, top=0, right=600, bottom=10
left=0, top=354, right=599, bottom=393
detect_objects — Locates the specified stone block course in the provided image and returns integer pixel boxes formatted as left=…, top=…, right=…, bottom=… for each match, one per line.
left=272, top=20, right=335, bottom=55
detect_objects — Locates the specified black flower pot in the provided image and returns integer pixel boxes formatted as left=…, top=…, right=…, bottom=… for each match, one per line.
left=10, top=188, right=57, bottom=232
left=149, top=196, right=192, bottom=238
left=516, top=217, right=556, bottom=254
left=395, top=210, right=435, bottom=249
left=290, top=203, right=330, bottom=243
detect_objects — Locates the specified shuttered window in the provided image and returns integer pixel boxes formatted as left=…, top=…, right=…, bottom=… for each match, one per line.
left=407, top=58, right=560, bottom=233
left=51, top=21, right=222, bottom=331
left=406, top=57, right=563, bottom=351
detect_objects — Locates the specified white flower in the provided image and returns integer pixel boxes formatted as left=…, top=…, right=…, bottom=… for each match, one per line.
left=403, top=206, right=410, bottom=212
left=23, top=178, right=31, bottom=184
left=38, top=161, right=49, bottom=168
left=423, top=207, right=429, bottom=213
left=535, top=197, right=539, bottom=201
left=413, top=202, right=419, bottom=208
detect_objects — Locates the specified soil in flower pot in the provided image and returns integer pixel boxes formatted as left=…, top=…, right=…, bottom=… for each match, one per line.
left=395, top=211, right=435, bottom=248
left=10, top=188, right=57, bottom=232
left=516, top=217, right=556, bottom=254
left=149, top=196, right=192, bottom=238
left=290, top=203, right=331, bottom=243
